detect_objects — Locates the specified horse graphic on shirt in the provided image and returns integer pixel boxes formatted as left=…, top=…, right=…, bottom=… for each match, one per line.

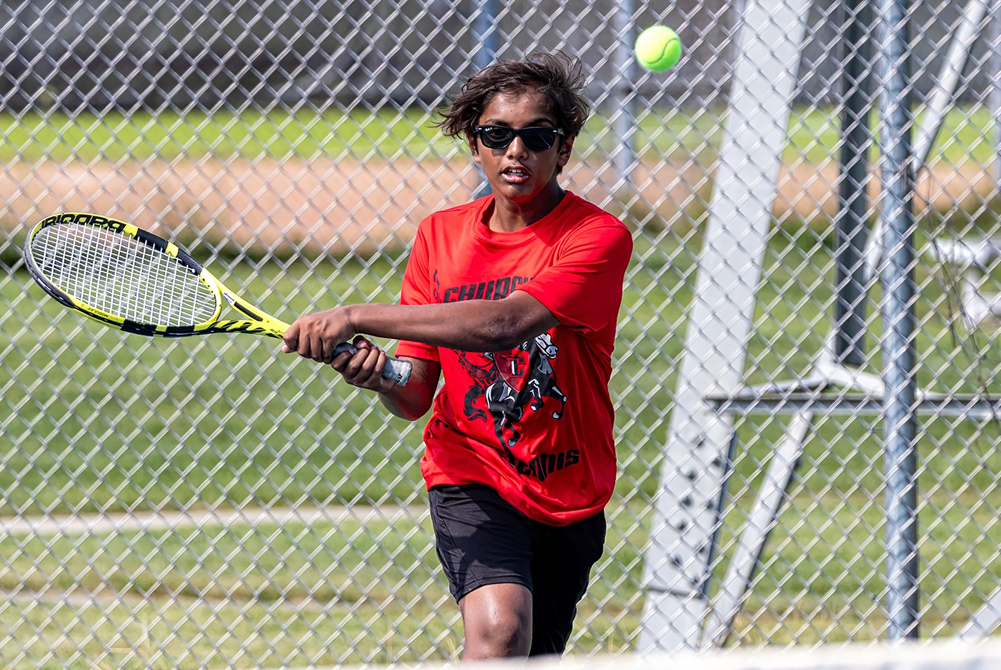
left=457, top=333, right=567, bottom=450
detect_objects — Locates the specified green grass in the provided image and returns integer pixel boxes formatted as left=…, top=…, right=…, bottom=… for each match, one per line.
left=615, top=102, right=995, bottom=165
left=3, top=225, right=1001, bottom=664
left=2, top=120, right=1001, bottom=668
left=0, top=108, right=456, bottom=163
left=0, top=490, right=997, bottom=665
left=0, top=514, right=455, bottom=667
left=2, top=103, right=996, bottom=165
left=0, top=257, right=428, bottom=514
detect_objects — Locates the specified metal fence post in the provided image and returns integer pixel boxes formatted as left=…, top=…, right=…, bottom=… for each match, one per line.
left=612, top=0, right=638, bottom=192
left=994, top=0, right=1001, bottom=183
left=473, top=0, right=499, bottom=198
left=876, top=0, right=921, bottom=641
left=834, top=0, right=874, bottom=367
left=474, top=0, right=499, bottom=71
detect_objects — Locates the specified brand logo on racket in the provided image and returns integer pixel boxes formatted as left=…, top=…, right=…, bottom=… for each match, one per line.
left=42, top=213, right=130, bottom=235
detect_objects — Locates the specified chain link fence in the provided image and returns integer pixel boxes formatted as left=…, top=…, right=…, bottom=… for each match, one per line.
left=3, top=0, right=1001, bottom=666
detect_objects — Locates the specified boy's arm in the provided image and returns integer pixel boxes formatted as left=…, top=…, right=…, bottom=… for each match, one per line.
left=331, top=337, right=441, bottom=421
left=378, top=357, right=441, bottom=420
left=282, top=291, right=559, bottom=365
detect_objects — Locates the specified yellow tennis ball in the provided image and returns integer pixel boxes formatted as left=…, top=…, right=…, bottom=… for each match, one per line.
left=634, top=25, right=682, bottom=72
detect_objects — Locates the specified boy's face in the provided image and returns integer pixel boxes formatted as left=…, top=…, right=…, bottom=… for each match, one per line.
left=468, top=89, right=574, bottom=204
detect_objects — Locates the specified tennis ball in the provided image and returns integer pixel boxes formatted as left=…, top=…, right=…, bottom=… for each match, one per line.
left=634, top=25, right=682, bottom=72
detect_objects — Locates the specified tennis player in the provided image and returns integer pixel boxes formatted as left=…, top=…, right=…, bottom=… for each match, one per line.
left=283, top=51, right=632, bottom=658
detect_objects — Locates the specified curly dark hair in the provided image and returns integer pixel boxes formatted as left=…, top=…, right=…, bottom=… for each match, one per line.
left=437, top=51, right=591, bottom=141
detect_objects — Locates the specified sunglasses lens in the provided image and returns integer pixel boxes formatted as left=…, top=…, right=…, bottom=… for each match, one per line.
left=476, top=126, right=561, bottom=151
left=479, top=127, right=515, bottom=149
left=521, top=128, right=557, bottom=151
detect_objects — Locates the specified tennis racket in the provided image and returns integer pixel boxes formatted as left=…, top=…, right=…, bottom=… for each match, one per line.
left=23, top=212, right=412, bottom=386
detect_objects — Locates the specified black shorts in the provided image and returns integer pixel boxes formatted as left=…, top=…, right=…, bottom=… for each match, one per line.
left=428, top=484, right=606, bottom=655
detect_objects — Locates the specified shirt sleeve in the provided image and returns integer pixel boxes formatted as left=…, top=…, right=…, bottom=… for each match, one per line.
left=517, top=219, right=633, bottom=336
left=394, top=222, right=441, bottom=361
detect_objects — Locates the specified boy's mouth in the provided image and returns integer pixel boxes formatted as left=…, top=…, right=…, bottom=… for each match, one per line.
left=501, top=166, right=530, bottom=184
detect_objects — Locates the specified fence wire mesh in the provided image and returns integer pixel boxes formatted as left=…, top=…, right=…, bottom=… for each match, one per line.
left=3, top=0, right=1001, bottom=666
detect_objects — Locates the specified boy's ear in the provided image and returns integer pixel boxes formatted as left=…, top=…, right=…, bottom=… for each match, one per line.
left=466, top=132, right=481, bottom=165
left=557, top=133, right=575, bottom=168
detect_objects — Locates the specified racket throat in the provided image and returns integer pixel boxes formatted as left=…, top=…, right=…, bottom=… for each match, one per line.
left=215, top=282, right=290, bottom=337
left=210, top=319, right=286, bottom=338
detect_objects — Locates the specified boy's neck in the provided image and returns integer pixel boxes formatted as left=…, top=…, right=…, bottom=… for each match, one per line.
left=486, top=182, right=566, bottom=233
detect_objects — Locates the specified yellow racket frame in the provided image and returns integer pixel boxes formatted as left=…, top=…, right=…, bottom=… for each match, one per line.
left=24, top=212, right=290, bottom=339
left=24, top=212, right=412, bottom=385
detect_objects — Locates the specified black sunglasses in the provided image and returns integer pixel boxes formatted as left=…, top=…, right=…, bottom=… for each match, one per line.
left=474, top=125, right=565, bottom=151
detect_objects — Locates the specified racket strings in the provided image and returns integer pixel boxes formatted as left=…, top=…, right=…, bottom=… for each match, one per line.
left=33, top=224, right=219, bottom=327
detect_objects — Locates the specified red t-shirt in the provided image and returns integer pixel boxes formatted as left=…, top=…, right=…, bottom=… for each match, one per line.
left=395, top=192, right=633, bottom=525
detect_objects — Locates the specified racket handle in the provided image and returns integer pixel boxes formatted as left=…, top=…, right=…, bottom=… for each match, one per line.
left=333, top=343, right=412, bottom=387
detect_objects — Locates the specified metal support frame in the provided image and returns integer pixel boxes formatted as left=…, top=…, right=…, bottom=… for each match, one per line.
left=708, top=392, right=1001, bottom=418
left=912, top=0, right=991, bottom=169
left=953, top=0, right=1001, bottom=640
left=867, top=0, right=991, bottom=277
left=638, top=0, right=812, bottom=652
left=934, top=237, right=1001, bottom=326
left=709, top=0, right=1001, bottom=645
left=640, top=0, right=993, bottom=649
left=701, top=345, right=887, bottom=646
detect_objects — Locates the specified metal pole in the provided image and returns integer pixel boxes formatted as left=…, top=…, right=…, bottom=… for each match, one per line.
left=876, top=0, right=920, bottom=641
left=473, top=0, right=499, bottom=199
left=474, top=0, right=499, bottom=71
left=994, top=0, right=1001, bottom=184
left=612, top=0, right=638, bottom=192
left=833, top=0, right=874, bottom=367
left=912, top=0, right=991, bottom=169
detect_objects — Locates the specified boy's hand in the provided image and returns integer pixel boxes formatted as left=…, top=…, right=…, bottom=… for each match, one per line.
left=331, top=336, right=396, bottom=393
left=281, top=306, right=357, bottom=363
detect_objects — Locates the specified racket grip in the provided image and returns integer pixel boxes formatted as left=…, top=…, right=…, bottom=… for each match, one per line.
left=333, top=343, right=413, bottom=387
